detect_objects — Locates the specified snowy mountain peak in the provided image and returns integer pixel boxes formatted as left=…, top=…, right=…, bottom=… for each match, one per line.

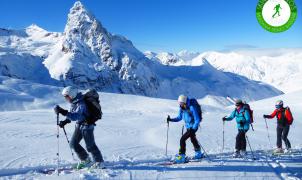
left=25, top=24, right=49, bottom=37
left=26, top=24, right=45, bottom=31
left=69, top=1, right=90, bottom=18
left=177, top=50, right=200, bottom=61
left=67, top=1, right=94, bottom=26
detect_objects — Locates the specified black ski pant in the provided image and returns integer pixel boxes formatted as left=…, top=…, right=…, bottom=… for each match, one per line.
left=179, top=129, right=201, bottom=155
left=235, top=130, right=246, bottom=151
left=276, top=125, right=291, bottom=149
left=70, top=124, right=103, bottom=162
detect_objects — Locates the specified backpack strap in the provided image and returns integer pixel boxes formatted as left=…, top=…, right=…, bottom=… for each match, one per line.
left=276, top=108, right=287, bottom=125
left=187, top=107, right=195, bottom=123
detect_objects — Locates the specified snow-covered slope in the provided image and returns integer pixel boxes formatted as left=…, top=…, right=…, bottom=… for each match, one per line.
left=191, top=50, right=302, bottom=93
left=0, top=76, right=63, bottom=111
left=0, top=82, right=301, bottom=179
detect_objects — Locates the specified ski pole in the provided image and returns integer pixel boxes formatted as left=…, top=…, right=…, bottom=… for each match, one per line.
left=222, top=121, right=225, bottom=153
left=245, top=134, right=256, bottom=160
left=62, top=127, right=76, bottom=161
left=165, top=121, right=169, bottom=156
left=200, top=143, right=212, bottom=161
left=264, top=118, right=272, bottom=148
left=251, top=124, right=254, bottom=131
left=56, top=114, right=60, bottom=176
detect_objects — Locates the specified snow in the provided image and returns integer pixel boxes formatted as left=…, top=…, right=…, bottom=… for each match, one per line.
left=0, top=80, right=301, bottom=179
left=191, top=50, right=302, bottom=93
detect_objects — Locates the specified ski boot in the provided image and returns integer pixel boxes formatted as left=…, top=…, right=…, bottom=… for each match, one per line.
left=284, top=148, right=292, bottom=154
left=174, top=154, right=187, bottom=164
left=232, top=150, right=241, bottom=158
left=273, top=148, right=284, bottom=155
left=90, top=161, right=105, bottom=169
left=76, top=157, right=92, bottom=169
left=240, top=150, right=247, bottom=157
left=193, top=150, right=204, bottom=160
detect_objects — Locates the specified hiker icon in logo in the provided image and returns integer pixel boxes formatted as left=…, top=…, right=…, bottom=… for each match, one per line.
left=272, top=4, right=282, bottom=18
left=256, top=0, right=297, bottom=33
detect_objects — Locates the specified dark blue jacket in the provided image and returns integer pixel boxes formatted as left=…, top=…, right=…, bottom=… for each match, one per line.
left=66, top=93, right=89, bottom=124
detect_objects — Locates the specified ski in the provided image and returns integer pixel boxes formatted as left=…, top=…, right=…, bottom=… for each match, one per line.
left=156, top=156, right=203, bottom=166
left=39, top=166, right=75, bottom=175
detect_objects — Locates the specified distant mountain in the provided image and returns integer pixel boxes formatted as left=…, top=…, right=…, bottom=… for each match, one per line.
left=0, top=1, right=282, bottom=101
left=144, top=50, right=199, bottom=66
left=177, top=50, right=200, bottom=61
left=191, top=50, right=302, bottom=93
left=144, top=51, right=185, bottom=65
left=0, top=25, right=61, bottom=85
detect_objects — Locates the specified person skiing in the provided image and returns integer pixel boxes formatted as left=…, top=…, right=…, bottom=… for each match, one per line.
left=222, top=99, right=251, bottom=157
left=167, top=95, right=203, bottom=163
left=54, top=86, right=104, bottom=169
left=263, top=100, right=292, bottom=154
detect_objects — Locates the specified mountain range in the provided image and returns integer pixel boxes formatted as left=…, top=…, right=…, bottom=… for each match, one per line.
left=0, top=1, right=283, bottom=102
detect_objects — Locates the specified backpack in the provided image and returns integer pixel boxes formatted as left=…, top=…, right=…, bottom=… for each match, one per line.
left=236, top=103, right=254, bottom=130
left=83, top=89, right=103, bottom=124
left=278, top=107, right=294, bottom=125
left=189, top=98, right=203, bottom=121
left=243, top=103, right=254, bottom=124
left=285, top=107, right=294, bottom=125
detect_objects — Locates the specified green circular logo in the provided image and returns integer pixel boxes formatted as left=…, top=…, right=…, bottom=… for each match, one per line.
left=256, top=0, right=297, bottom=33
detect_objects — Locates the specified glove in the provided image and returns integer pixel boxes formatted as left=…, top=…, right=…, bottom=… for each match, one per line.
left=167, top=115, right=171, bottom=123
left=54, top=105, right=68, bottom=116
left=58, top=119, right=71, bottom=128
left=263, top=115, right=270, bottom=118
left=222, top=117, right=227, bottom=121
left=239, top=121, right=244, bottom=127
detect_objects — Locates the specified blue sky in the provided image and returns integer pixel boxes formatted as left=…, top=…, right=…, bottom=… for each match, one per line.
left=0, top=0, right=301, bottom=53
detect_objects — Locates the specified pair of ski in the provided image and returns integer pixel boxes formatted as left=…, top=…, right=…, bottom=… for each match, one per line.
left=39, top=163, right=105, bottom=175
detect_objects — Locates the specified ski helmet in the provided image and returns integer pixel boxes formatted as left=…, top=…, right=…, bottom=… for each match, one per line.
left=235, top=99, right=243, bottom=106
left=62, top=86, right=78, bottom=99
left=178, top=95, right=187, bottom=104
left=275, top=100, right=283, bottom=109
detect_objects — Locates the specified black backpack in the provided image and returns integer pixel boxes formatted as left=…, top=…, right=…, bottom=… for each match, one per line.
left=83, top=89, right=102, bottom=124
left=189, top=98, right=203, bottom=121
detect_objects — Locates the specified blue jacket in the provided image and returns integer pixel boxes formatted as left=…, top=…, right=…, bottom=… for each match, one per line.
left=225, top=107, right=251, bottom=131
left=170, top=98, right=201, bottom=130
left=66, top=93, right=89, bottom=124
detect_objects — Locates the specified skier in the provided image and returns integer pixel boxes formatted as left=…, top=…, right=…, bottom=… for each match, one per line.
left=167, top=95, right=203, bottom=163
left=222, top=99, right=251, bottom=157
left=263, top=100, right=292, bottom=154
left=54, top=86, right=104, bottom=169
